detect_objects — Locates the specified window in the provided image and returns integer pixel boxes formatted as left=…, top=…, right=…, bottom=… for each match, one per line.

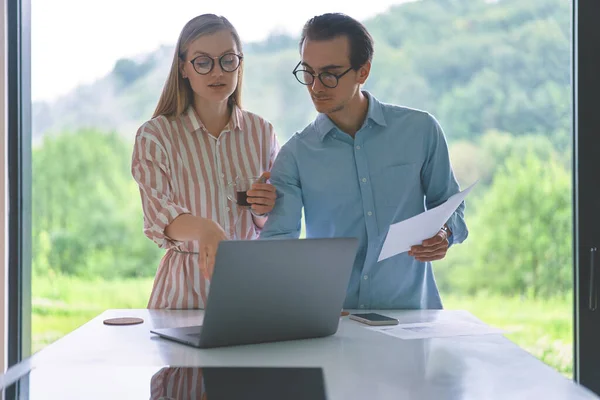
left=6, top=1, right=599, bottom=395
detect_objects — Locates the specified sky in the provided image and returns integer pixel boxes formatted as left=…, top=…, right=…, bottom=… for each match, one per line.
left=32, top=0, right=409, bottom=102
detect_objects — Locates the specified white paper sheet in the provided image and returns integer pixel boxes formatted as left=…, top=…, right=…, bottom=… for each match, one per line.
left=367, top=320, right=505, bottom=340
left=378, top=181, right=478, bottom=262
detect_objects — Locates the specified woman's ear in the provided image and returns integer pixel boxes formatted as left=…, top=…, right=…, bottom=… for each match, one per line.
left=179, top=59, right=188, bottom=79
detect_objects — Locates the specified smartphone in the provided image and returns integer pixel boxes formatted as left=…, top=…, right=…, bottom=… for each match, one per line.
left=349, top=313, right=399, bottom=326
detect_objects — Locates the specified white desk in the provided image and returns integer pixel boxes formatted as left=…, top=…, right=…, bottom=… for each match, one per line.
left=1, top=309, right=598, bottom=399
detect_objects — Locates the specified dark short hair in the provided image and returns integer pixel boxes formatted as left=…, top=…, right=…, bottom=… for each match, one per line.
left=299, top=13, right=374, bottom=70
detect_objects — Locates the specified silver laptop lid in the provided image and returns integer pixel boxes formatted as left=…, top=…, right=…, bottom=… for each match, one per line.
left=198, top=237, right=358, bottom=348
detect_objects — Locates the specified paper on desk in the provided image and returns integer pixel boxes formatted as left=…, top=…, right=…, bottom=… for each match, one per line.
left=367, top=320, right=505, bottom=340
left=378, top=181, right=478, bottom=262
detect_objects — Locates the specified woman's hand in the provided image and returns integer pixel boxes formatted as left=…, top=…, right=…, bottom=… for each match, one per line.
left=197, top=218, right=228, bottom=280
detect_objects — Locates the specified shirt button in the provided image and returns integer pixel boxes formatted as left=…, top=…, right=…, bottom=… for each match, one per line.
left=356, top=145, right=361, bottom=150
left=363, top=275, right=368, bottom=280
left=367, top=211, right=373, bottom=216
left=361, top=178, right=367, bottom=183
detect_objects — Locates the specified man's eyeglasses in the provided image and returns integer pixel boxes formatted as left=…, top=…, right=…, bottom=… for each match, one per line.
left=187, top=53, right=243, bottom=75
left=292, top=61, right=353, bottom=88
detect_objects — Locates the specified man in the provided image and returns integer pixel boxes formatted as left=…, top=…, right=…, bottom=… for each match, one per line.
left=260, top=13, right=468, bottom=310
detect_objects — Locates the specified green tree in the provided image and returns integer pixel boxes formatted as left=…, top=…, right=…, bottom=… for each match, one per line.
left=437, top=151, right=571, bottom=297
left=32, top=130, right=162, bottom=279
left=33, top=0, right=572, bottom=149
left=113, top=58, right=145, bottom=88
left=448, top=131, right=566, bottom=198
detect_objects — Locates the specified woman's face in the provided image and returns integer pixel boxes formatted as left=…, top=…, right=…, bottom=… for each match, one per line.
left=180, top=29, right=241, bottom=105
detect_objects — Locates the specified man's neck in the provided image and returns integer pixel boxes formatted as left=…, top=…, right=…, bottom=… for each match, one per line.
left=327, top=91, right=369, bottom=138
left=193, top=96, right=231, bottom=138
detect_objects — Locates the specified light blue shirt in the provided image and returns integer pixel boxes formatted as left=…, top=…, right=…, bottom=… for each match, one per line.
left=260, top=91, right=468, bottom=310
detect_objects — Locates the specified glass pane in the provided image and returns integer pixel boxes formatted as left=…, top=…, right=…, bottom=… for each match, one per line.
left=31, top=0, right=573, bottom=378
left=0, top=366, right=325, bottom=399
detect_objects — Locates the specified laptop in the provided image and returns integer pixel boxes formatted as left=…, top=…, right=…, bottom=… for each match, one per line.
left=150, top=237, right=358, bottom=348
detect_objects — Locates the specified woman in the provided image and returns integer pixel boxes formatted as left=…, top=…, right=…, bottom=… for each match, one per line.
left=131, top=14, right=279, bottom=309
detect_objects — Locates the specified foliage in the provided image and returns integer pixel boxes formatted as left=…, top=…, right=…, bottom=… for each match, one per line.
left=32, top=0, right=572, bottom=149
left=436, top=151, right=572, bottom=298
left=32, top=130, right=162, bottom=279
left=448, top=130, right=568, bottom=192
left=113, top=58, right=146, bottom=88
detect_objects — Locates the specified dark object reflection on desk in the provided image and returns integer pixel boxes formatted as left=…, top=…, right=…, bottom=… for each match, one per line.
left=150, top=366, right=328, bottom=400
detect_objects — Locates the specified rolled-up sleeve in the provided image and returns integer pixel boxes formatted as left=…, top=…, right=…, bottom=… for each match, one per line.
left=268, top=123, right=281, bottom=169
left=259, top=142, right=304, bottom=239
left=131, top=127, right=190, bottom=249
left=253, top=122, right=282, bottom=232
left=421, top=114, right=469, bottom=246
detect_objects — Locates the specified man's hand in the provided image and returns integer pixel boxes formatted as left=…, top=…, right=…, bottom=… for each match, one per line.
left=408, top=227, right=450, bottom=262
left=246, top=171, right=277, bottom=216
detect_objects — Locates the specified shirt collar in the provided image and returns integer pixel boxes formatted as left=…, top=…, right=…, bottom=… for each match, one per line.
left=230, top=105, right=243, bottom=131
left=314, top=91, right=387, bottom=142
left=182, top=104, right=243, bottom=134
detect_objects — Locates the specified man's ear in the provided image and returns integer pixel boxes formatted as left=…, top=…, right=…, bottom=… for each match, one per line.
left=357, top=61, right=371, bottom=84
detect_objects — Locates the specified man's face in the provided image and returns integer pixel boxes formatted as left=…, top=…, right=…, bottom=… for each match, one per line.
left=299, top=35, right=368, bottom=114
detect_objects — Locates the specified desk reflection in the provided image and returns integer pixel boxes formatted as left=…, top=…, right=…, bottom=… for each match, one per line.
left=149, top=366, right=327, bottom=400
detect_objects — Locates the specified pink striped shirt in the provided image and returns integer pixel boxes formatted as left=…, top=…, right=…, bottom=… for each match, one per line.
left=150, top=367, right=205, bottom=399
left=131, top=105, right=280, bottom=309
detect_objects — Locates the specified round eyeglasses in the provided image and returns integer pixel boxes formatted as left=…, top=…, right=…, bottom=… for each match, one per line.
left=292, top=61, right=354, bottom=89
left=188, top=53, right=243, bottom=75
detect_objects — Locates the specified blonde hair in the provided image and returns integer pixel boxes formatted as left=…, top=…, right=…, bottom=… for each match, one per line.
left=153, top=14, right=244, bottom=118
